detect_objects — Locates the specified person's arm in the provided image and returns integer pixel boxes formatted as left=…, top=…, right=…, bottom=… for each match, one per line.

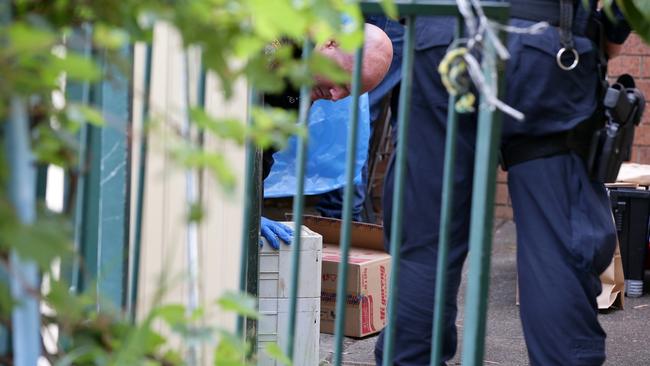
left=259, top=148, right=293, bottom=250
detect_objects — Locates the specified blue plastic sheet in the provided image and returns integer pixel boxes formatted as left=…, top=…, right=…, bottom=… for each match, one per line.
left=263, top=93, right=370, bottom=198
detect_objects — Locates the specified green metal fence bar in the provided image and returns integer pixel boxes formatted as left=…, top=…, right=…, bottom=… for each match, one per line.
left=381, top=15, right=416, bottom=366
left=285, top=41, right=313, bottom=361
left=78, top=46, right=132, bottom=310
left=36, top=165, right=48, bottom=200
left=6, top=96, right=41, bottom=366
left=238, top=87, right=261, bottom=338
left=430, top=18, right=462, bottom=366
left=245, top=152, right=261, bottom=351
left=95, top=46, right=133, bottom=310
left=244, top=111, right=261, bottom=353
left=332, top=46, right=364, bottom=366
left=66, top=24, right=93, bottom=293
left=460, top=38, right=503, bottom=366
left=128, top=43, right=153, bottom=320
left=360, top=1, right=508, bottom=18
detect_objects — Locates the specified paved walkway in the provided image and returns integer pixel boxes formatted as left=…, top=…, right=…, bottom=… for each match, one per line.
left=320, top=220, right=650, bottom=365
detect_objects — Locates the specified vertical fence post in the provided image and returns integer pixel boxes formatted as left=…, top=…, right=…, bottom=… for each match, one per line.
left=0, top=4, right=13, bottom=359
left=128, top=43, right=153, bottom=321
left=332, top=46, right=364, bottom=366
left=238, top=87, right=262, bottom=340
left=460, top=38, right=503, bottom=366
left=5, top=97, right=41, bottom=366
left=285, top=41, right=313, bottom=362
left=78, top=45, right=132, bottom=311
left=382, top=15, right=416, bottom=366
left=67, top=24, right=93, bottom=293
left=430, top=17, right=463, bottom=366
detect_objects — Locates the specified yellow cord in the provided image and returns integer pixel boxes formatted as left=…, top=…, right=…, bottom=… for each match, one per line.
left=438, top=46, right=476, bottom=113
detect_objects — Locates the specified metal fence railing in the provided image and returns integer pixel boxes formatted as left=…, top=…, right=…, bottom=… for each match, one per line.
left=3, top=1, right=510, bottom=365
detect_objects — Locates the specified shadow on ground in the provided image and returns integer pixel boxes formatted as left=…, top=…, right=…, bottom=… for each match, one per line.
left=319, top=219, right=650, bottom=365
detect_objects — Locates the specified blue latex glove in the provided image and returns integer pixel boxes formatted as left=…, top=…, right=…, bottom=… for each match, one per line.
left=260, top=217, right=293, bottom=250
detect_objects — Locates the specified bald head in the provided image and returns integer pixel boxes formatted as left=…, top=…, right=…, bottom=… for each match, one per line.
left=312, top=23, right=393, bottom=101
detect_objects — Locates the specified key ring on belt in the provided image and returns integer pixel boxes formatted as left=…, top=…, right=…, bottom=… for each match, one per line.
left=557, top=0, right=578, bottom=71
left=556, top=47, right=579, bottom=70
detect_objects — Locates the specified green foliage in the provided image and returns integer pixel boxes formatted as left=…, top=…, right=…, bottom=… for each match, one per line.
left=264, top=343, right=293, bottom=366
left=216, top=291, right=258, bottom=320
left=0, top=0, right=388, bottom=364
left=616, top=0, right=650, bottom=44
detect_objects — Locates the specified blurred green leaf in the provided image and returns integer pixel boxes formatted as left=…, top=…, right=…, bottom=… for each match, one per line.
left=67, top=104, right=105, bottom=126
left=616, top=0, right=650, bottom=44
left=93, top=24, right=130, bottom=49
left=265, top=343, right=293, bottom=366
left=0, top=211, right=73, bottom=271
left=380, top=0, right=398, bottom=20
left=7, top=22, right=56, bottom=54
left=51, top=53, right=101, bottom=82
left=214, top=330, right=251, bottom=366
left=308, top=52, right=350, bottom=85
left=191, top=108, right=246, bottom=144
left=188, top=202, right=205, bottom=223
left=172, top=145, right=237, bottom=191
left=216, top=291, right=258, bottom=319
left=155, top=304, right=186, bottom=325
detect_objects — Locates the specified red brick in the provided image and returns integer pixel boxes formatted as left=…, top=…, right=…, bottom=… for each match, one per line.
left=642, top=57, right=650, bottom=78
left=633, top=124, right=650, bottom=146
left=497, top=169, right=508, bottom=183
left=643, top=110, right=650, bottom=126
left=495, top=183, right=510, bottom=205
left=631, top=145, right=650, bottom=164
left=494, top=205, right=513, bottom=220
left=608, top=55, right=641, bottom=77
left=635, top=79, right=650, bottom=103
left=621, top=34, right=650, bottom=56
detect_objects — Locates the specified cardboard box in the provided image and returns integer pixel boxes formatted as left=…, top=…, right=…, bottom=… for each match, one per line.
left=300, top=215, right=390, bottom=338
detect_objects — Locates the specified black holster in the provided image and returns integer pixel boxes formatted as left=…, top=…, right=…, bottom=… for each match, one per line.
left=585, top=76, right=646, bottom=182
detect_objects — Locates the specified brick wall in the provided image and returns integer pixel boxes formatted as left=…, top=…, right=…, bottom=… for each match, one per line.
left=494, top=33, right=650, bottom=219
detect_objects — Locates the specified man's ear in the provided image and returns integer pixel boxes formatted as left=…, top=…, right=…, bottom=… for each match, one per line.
left=329, top=86, right=350, bottom=102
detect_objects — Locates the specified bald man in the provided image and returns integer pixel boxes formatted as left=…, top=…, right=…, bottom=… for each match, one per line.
left=312, top=23, right=394, bottom=101
left=260, top=24, right=393, bottom=249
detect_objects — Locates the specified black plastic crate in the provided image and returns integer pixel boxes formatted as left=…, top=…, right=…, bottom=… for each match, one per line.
left=608, top=187, right=650, bottom=297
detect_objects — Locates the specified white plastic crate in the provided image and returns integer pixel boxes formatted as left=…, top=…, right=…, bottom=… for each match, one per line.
left=258, top=224, right=322, bottom=366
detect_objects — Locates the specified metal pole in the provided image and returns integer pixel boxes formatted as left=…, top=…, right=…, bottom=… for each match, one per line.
left=237, top=87, right=261, bottom=338
left=332, top=46, right=364, bottom=366
left=285, top=41, right=313, bottom=362
left=430, top=17, right=463, bottom=366
left=127, top=43, right=153, bottom=321
left=6, top=97, right=41, bottom=366
left=69, top=25, right=93, bottom=294
left=182, top=50, right=200, bottom=366
left=460, top=38, right=503, bottom=366
left=382, top=15, right=416, bottom=366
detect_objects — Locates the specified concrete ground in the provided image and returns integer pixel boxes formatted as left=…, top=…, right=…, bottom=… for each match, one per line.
left=319, top=219, right=650, bottom=365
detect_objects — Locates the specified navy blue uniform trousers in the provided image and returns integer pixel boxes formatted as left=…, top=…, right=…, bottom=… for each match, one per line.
left=375, top=16, right=617, bottom=366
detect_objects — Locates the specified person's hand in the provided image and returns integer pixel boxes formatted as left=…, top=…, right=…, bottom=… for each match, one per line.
left=260, top=217, right=293, bottom=250
left=606, top=42, right=623, bottom=59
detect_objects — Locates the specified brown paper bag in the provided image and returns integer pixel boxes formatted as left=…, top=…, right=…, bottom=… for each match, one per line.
left=597, top=242, right=625, bottom=310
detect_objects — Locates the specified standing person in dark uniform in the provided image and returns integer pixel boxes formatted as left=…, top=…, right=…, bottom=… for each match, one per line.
left=374, top=1, right=631, bottom=365
left=260, top=24, right=393, bottom=248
